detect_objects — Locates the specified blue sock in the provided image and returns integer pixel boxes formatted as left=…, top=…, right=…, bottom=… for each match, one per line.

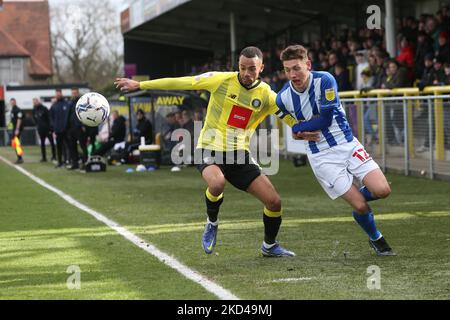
left=359, top=186, right=379, bottom=202
left=352, top=211, right=382, bottom=241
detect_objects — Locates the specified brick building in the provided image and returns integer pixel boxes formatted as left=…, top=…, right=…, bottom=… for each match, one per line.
left=0, top=0, right=53, bottom=85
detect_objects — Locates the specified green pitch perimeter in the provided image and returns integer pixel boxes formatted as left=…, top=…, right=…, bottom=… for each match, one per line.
left=1, top=146, right=449, bottom=299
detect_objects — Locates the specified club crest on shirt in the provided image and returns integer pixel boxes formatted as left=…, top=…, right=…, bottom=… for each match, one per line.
left=325, top=88, right=335, bottom=101
left=251, top=99, right=261, bottom=108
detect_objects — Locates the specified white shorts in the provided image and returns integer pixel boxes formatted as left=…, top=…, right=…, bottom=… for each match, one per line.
left=308, top=138, right=380, bottom=200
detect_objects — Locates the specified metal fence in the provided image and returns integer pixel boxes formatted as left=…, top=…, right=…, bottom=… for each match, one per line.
left=341, top=94, right=450, bottom=181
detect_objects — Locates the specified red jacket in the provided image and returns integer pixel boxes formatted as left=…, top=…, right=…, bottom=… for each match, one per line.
left=397, top=45, right=415, bottom=68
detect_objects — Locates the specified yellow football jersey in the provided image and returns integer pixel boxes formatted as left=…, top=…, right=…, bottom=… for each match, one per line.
left=139, top=72, right=297, bottom=151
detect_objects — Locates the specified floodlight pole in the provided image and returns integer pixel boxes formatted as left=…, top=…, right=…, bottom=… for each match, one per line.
left=230, top=12, right=237, bottom=70
left=385, top=0, right=396, bottom=57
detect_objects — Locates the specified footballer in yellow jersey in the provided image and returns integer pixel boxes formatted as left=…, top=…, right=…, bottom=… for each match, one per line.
left=115, top=46, right=319, bottom=257
left=137, top=71, right=297, bottom=151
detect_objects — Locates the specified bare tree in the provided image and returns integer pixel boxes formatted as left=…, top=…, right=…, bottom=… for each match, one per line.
left=50, top=0, right=123, bottom=94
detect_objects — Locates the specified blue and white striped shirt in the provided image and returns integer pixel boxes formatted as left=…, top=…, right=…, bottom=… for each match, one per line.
left=276, top=71, right=353, bottom=154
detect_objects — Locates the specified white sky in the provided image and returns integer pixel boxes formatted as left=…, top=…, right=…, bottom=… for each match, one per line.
left=48, top=0, right=130, bottom=12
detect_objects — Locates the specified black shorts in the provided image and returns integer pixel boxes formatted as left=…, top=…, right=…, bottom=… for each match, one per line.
left=196, top=149, right=261, bottom=191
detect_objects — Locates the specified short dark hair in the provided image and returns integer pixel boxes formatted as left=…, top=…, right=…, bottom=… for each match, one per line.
left=55, top=89, right=62, bottom=93
left=239, top=46, right=263, bottom=60
left=136, top=109, right=145, bottom=116
left=280, top=45, right=308, bottom=62
left=387, top=59, right=399, bottom=68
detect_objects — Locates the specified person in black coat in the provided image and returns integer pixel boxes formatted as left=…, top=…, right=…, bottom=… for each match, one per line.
left=123, top=109, right=153, bottom=162
left=9, top=98, right=25, bottom=164
left=133, top=109, right=153, bottom=144
left=49, top=89, right=70, bottom=167
left=436, top=32, right=450, bottom=64
left=334, top=63, right=353, bottom=91
left=32, top=98, right=56, bottom=162
left=93, top=110, right=126, bottom=157
left=66, top=88, right=88, bottom=170
left=418, top=54, right=435, bottom=90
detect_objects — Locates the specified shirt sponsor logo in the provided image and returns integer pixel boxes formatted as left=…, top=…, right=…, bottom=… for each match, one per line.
left=227, top=105, right=253, bottom=129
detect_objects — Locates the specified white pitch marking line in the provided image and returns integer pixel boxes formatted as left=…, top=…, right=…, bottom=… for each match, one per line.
left=272, top=277, right=314, bottom=283
left=0, top=156, right=239, bottom=300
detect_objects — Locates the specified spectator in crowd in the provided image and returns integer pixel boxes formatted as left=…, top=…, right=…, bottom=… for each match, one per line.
left=431, top=56, right=447, bottom=85
left=67, top=88, right=88, bottom=170
left=415, top=31, right=435, bottom=78
left=32, top=98, right=55, bottom=163
left=436, top=31, right=450, bottom=63
left=49, top=89, right=70, bottom=168
left=308, top=50, right=321, bottom=70
left=161, top=112, right=179, bottom=152
left=93, top=110, right=126, bottom=157
left=328, top=52, right=339, bottom=75
left=133, top=109, right=153, bottom=144
left=400, top=16, right=419, bottom=43
left=334, top=62, right=353, bottom=91
left=360, top=69, right=378, bottom=146
left=382, top=60, right=410, bottom=145
left=426, top=16, right=442, bottom=52
left=121, top=109, right=154, bottom=162
left=382, top=59, right=411, bottom=89
left=396, top=37, right=415, bottom=71
left=174, top=111, right=182, bottom=126
left=179, top=109, right=195, bottom=165
left=355, top=51, right=369, bottom=90
left=444, top=62, right=450, bottom=84
left=373, top=51, right=388, bottom=88
left=418, top=54, right=436, bottom=90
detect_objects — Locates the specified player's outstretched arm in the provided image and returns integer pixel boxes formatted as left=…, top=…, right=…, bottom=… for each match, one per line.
left=115, top=73, right=223, bottom=93
left=114, top=78, right=140, bottom=93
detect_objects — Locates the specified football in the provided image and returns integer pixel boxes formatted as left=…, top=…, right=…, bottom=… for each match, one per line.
left=75, top=92, right=110, bottom=127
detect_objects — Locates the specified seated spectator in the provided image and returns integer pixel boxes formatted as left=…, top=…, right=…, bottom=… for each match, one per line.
left=359, top=69, right=375, bottom=92
left=415, top=31, right=435, bottom=78
left=382, top=59, right=410, bottom=89
left=119, top=109, right=154, bottom=163
left=93, top=110, right=126, bottom=157
left=355, top=51, right=369, bottom=90
left=426, top=16, right=442, bottom=52
left=396, top=37, right=415, bottom=70
left=431, top=56, right=447, bottom=85
left=133, top=109, right=153, bottom=143
left=436, top=31, right=450, bottom=63
left=308, top=50, right=321, bottom=71
left=161, top=112, right=179, bottom=153
left=444, top=62, right=450, bottom=85
left=373, top=51, right=389, bottom=88
left=328, top=52, right=339, bottom=75
left=334, top=63, right=353, bottom=91
left=418, top=54, right=436, bottom=90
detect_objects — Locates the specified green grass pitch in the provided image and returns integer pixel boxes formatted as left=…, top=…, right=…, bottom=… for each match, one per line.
left=1, top=146, right=449, bottom=299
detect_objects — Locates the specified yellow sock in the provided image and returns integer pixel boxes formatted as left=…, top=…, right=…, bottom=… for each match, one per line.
left=205, top=188, right=224, bottom=202
left=263, top=207, right=282, bottom=218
